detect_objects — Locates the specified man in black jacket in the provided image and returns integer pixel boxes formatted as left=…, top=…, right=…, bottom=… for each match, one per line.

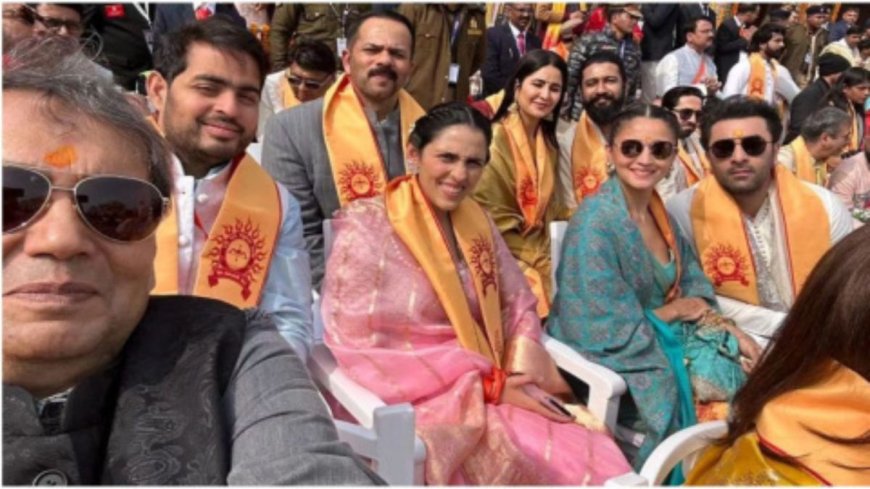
left=640, top=4, right=679, bottom=102
left=675, top=3, right=716, bottom=49
left=481, top=3, right=541, bottom=96
left=82, top=4, right=153, bottom=90
left=714, top=4, right=759, bottom=85
left=786, top=53, right=852, bottom=143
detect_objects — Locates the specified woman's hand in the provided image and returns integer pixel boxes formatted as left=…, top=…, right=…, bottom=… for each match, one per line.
left=732, top=330, right=763, bottom=373
left=655, top=297, right=710, bottom=323
left=500, top=374, right=575, bottom=423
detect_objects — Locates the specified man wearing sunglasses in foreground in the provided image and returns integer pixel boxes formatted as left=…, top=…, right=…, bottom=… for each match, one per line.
left=656, top=85, right=712, bottom=202
left=146, top=18, right=314, bottom=362
left=667, top=97, right=853, bottom=348
left=2, top=38, right=380, bottom=484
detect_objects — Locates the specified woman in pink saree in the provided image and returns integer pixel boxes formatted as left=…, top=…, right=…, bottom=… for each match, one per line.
left=322, top=102, right=631, bottom=485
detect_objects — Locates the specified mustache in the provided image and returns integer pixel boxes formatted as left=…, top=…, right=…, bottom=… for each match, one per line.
left=589, top=93, right=617, bottom=105
left=199, top=115, right=243, bottom=133
left=368, top=65, right=398, bottom=80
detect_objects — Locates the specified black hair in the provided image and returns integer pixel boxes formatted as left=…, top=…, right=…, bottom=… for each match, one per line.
left=859, top=38, right=870, bottom=51
left=749, top=24, right=786, bottom=53
left=288, top=39, right=337, bottom=74
left=409, top=101, right=492, bottom=160
left=37, top=3, right=84, bottom=18
left=607, top=102, right=680, bottom=146
left=682, top=15, right=714, bottom=42
left=346, top=10, right=415, bottom=55
left=736, top=4, right=760, bottom=15
left=825, top=67, right=870, bottom=111
left=699, top=96, right=783, bottom=150
left=846, top=25, right=864, bottom=37
left=493, top=49, right=568, bottom=149
left=153, top=16, right=269, bottom=88
left=768, top=9, right=791, bottom=22
left=661, top=85, right=705, bottom=111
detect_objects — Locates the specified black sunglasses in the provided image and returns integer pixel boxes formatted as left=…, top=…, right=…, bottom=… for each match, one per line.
left=33, top=13, right=83, bottom=34
left=618, top=139, right=676, bottom=160
left=286, top=74, right=331, bottom=90
left=3, top=165, right=169, bottom=243
left=709, top=136, right=772, bottom=159
left=674, top=108, right=703, bottom=121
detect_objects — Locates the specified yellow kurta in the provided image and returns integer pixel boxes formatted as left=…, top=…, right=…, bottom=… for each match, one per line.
left=473, top=118, right=570, bottom=318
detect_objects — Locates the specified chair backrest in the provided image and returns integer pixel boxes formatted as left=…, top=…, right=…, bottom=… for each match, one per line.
left=639, top=420, right=728, bottom=485
left=549, top=221, right=568, bottom=298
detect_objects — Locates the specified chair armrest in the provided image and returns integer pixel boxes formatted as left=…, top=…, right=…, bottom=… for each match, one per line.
left=639, top=420, right=728, bottom=485
left=308, top=343, right=387, bottom=427
left=541, top=333, right=627, bottom=433
left=604, top=472, right=649, bottom=486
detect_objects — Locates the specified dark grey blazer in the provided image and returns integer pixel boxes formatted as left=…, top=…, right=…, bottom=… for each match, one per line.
left=262, top=99, right=406, bottom=288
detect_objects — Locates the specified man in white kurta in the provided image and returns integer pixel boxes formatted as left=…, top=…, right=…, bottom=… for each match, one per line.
left=667, top=98, right=852, bottom=347
left=655, top=16, right=720, bottom=98
left=722, top=25, right=800, bottom=106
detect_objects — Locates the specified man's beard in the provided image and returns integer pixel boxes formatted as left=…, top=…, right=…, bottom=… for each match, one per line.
left=582, top=93, right=625, bottom=126
left=764, top=46, right=784, bottom=60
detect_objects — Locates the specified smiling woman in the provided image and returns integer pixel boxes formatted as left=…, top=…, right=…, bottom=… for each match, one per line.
left=472, top=49, right=571, bottom=319
left=321, top=101, right=632, bottom=484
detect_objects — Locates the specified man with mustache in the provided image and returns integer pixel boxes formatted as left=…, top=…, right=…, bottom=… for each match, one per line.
left=778, top=106, right=852, bottom=186
left=667, top=97, right=852, bottom=347
left=146, top=17, right=314, bottom=361
left=656, top=85, right=711, bottom=201
left=557, top=51, right=627, bottom=209
left=262, top=11, right=424, bottom=288
left=722, top=24, right=800, bottom=108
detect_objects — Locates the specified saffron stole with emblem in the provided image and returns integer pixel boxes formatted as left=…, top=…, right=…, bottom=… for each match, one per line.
left=570, top=112, right=609, bottom=204
left=500, top=111, right=558, bottom=317
left=153, top=155, right=281, bottom=308
left=384, top=175, right=573, bottom=398
left=323, top=73, right=425, bottom=206
left=689, top=166, right=829, bottom=305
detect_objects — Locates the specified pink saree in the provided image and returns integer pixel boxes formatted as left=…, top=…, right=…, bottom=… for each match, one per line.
left=322, top=196, right=631, bottom=485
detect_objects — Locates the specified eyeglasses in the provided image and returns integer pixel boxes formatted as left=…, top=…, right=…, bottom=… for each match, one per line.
left=286, top=74, right=332, bottom=90
left=674, top=108, right=703, bottom=121
left=34, top=14, right=83, bottom=35
left=618, top=139, right=676, bottom=160
left=3, top=165, right=169, bottom=243
left=709, top=136, right=772, bottom=159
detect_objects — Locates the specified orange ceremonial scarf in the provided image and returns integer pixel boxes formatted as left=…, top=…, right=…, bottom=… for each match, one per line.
left=677, top=138, right=710, bottom=186
left=502, top=111, right=556, bottom=234
left=649, top=189, right=685, bottom=302
left=747, top=53, right=773, bottom=101
left=571, top=111, right=609, bottom=203
left=153, top=155, right=281, bottom=308
left=690, top=166, right=830, bottom=305
left=278, top=72, right=301, bottom=110
left=323, top=73, right=425, bottom=207
left=847, top=103, right=861, bottom=152
left=542, top=3, right=569, bottom=59
left=787, top=136, right=822, bottom=184
left=756, top=362, right=870, bottom=485
left=385, top=175, right=504, bottom=366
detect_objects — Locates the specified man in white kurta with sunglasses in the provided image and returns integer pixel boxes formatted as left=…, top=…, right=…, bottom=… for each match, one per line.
left=2, top=38, right=380, bottom=484
left=668, top=97, right=852, bottom=347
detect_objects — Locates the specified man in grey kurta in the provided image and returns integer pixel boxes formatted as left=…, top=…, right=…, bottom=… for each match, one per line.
left=263, top=11, right=415, bottom=288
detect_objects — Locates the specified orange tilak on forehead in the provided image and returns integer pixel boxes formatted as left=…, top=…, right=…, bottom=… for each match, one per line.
left=732, top=129, right=745, bottom=139
left=42, top=145, right=78, bottom=168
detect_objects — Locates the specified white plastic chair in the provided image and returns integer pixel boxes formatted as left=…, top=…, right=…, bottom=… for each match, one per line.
left=311, top=219, right=631, bottom=483
left=549, top=221, right=568, bottom=299
left=308, top=219, right=427, bottom=485
left=605, top=421, right=728, bottom=486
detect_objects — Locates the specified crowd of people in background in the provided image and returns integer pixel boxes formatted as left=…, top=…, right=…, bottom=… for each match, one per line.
left=2, top=2, right=869, bottom=486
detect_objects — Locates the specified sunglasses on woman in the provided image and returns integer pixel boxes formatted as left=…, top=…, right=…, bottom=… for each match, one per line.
left=708, top=136, right=771, bottom=159
left=3, top=165, right=169, bottom=243
left=618, top=139, right=676, bottom=160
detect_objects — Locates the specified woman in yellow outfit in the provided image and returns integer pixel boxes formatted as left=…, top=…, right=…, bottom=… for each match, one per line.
left=687, top=225, right=870, bottom=486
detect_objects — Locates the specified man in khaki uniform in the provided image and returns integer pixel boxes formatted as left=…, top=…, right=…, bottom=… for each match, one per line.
left=781, top=5, right=830, bottom=88
left=397, top=3, right=486, bottom=110
left=269, top=3, right=369, bottom=68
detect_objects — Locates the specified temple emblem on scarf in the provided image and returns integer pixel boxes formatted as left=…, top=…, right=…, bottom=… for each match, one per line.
left=338, top=161, right=382, bottom=203
left=575, top=167, right=603, bottom=198
left=520, top=175, right=537, bottom=209
left=205, top=218, right=267, bottom=300
left=703, top=243, right=751, bottom=287
left=469, top=236, right=498, bottom=295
